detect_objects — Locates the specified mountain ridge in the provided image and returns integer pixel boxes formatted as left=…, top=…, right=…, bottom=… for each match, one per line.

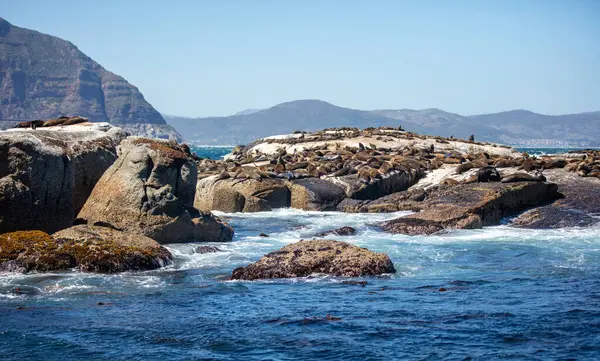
left=0, top=17, right=181, bottom=141
left=165, top=100, right=600, bottom=147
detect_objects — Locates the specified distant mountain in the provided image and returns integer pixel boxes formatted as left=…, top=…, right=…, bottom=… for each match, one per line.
left=234, top=108, right=262, bottom=116
left=469, top=110, right=600, bottom=146
left=166, top=100, right=403, bottom=145
left=166, top=100, right=600, bottom=146
left=0, top=17, right=181, bottom=141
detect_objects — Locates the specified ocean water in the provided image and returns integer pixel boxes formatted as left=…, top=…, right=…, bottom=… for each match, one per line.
left=188, top=146, right=597, bottom=160
left=1, top=209, right=599, bottom=360
left=516, top=147, right=597, bottom=156
left=191, top=146, right=234, bottom=160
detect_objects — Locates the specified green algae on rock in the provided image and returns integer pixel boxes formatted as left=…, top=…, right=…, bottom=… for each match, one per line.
left=0, top=226, right=172, bottom=273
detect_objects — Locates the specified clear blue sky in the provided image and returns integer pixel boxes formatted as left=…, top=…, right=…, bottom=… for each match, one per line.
left=2, top=0, right=599, bottom=117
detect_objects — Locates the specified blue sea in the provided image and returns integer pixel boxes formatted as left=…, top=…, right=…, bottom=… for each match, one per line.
left=1, top=147, right=599, bottom=360
left=188, top=146, right=596, bottom=161
left=191, top=146, right=233, bottom=160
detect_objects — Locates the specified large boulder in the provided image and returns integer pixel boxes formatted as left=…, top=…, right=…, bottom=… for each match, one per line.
left=0, top=123, right=126, bottom=233
left=195, top=176, right=290, bottom=212
left=231, top=239, right=396, bottom=280
left=0, top=226, right=172, bottom=273
left=286, top=178, right=347, bottom=211
left=381, top=181, right=560, bottom=235
left=77, top=137, right=233, bottom=243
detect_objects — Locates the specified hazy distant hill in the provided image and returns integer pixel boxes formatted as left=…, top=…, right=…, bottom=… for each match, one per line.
left=470, top=110, right=600, bottom=146
left=234, top=108, right=262, bottom=116
left=165, top=100, right=403, bottom=145
left=0, top=17, right=180, bottom=140
left=166, top=100, right=600, bottom=146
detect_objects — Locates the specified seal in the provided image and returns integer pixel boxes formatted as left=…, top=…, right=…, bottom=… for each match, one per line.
left=62, top=116, right=88, bottom=126
left=477, top=166, right=501, bottom=182
left=500, top=172, right=544, bottom=183
left=14, top=120, right=45, bottom=129
left=42, top=116, right=70, bottom=127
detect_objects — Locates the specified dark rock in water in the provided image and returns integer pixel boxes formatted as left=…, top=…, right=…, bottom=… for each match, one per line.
left=195, top=246, right=223, bottom=254
left=78, top=138, right=233, bottom=244
left=259, top=233, right=270, bottom=237
left=341, top=280, right=368, bottom=286
left=512, top=207, right=598, bottom=229
left=477, top=166, right=501, bottom=182
left=381, top=181, right=560, bottom=235
left=315, top=226, right=357, bottom=237
left=381, top=217, right=446, bottom=235
left=231, top=239, right=395, bottom=280
left=0, top=227, right=172, bottom=273
left=512, top=169, right=600, bottom=229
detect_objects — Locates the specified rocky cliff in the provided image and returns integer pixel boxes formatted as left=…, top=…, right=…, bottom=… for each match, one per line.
left=0, top=17, right=181, bottom=141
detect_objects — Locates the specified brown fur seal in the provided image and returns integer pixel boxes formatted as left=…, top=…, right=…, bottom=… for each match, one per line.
left=215, top=170, right=230, bottom=181
left=43, top=117, right=70, bottom=127
left=477, top=166, right=501, bottom=182
left=62, top=116, right=88, bottom=126
left=500, top=172, right=544, bottom=183
left=358, top=169, right=371, bottom=184
left=441, top=178, right=460, bottom=186
left=14, top=120, right=45, bottom=129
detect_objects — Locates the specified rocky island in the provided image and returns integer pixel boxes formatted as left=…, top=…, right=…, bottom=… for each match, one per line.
left=1, top=121, right=599, bottom=278
left=195, top=127, right=598, bottom=237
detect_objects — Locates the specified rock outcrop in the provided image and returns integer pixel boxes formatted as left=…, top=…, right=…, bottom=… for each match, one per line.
left=231, top=239, right=395, bottom=280
left=287, top=178, right=347, bottom=211
left=0, top=227, right=172, bottom=273
left=0, top=123, right=127, bottom=233
left=512, top=169, right=600, bottom=228
left=78, top=137, right=233, bottom=243
left=195, top=177, right=290, bottom=213
left=195, top=127, right=483, bottom=212
left=381, top=181, right=560, bottom=235
left=0, top=17, right=181, bottom=141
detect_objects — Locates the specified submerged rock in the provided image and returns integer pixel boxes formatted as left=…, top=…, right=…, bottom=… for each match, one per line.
left=231, top=239, right=395, bottom=280
left=315, top=226, right=357, bottom=237
left=0, top=227, right=172, bottom=273
left=77, top=137, right=233, bottom=243
left=381, top=181, right=560, bottom=235
left=195, top=245, right=223, bottom=254
left=0, top=123, right=126, bottom=233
